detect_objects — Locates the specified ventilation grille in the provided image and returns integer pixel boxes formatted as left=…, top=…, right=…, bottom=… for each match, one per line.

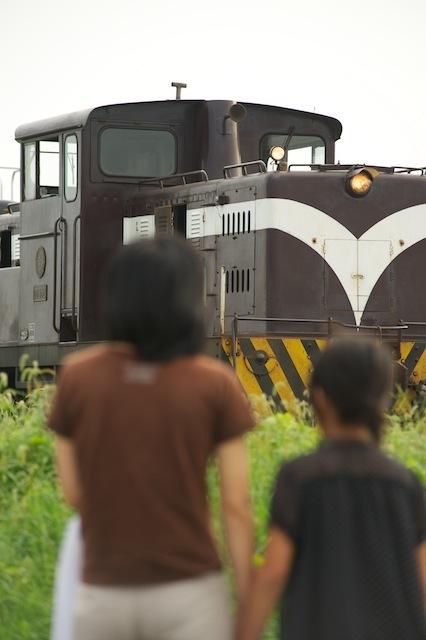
left=225, top=268, right=251, bottom=294
left=12, top=235, right=20, bottom=262
left=221, top=210, right=252, bottom=236
left=123, top=215, right=155, bottom=244
left=156, top=208, right=173, bottom=235
left=187, top=211, right=202, bottom=248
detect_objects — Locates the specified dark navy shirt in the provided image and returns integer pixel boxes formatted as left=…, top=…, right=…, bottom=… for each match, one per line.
left=271, top=440, right=426, bottom=640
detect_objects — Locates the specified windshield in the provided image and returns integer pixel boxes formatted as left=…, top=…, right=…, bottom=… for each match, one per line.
left=261, top=133, right=325, bottom=170
left=100, top=127, right=176, bottom=178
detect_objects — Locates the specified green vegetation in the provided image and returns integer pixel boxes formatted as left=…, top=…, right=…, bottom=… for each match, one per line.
left=0, top=381, right=425, bottom=640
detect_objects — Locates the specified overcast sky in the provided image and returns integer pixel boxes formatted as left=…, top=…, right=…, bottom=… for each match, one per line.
left=1, top=0, right=425, bottom=198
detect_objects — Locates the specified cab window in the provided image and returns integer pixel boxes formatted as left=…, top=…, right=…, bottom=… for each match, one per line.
left=24, top=142, right=36, bottom=200
left=65, top=134, right=78, bottom=201
left=23, top=136, right=59, bottom=200
left=99, top=127, right=176, bottom=178
left=261, top=133, right=325, bottom=170
left=39, top=139, right=59, bottom=196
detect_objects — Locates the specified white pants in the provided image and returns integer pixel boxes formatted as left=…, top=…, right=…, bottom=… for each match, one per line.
left=73, top=573, right=233, bottom=640
left=51, top=516, right=82, bottom=640
left=51, top=517, right=232, bottom=640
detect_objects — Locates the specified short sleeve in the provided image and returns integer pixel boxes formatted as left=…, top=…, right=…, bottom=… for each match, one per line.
left=270, top=464, right=300, bottom=541
left=48, top=364, right=76, bottom=438
left=413, top=475, right=426, bottom=544
left=214, top=365, right=254, bottom=444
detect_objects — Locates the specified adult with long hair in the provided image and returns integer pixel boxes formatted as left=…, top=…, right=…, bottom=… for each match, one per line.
left=240, top=339, right=426, bottom=640
left=49, top=237, right=254, bottom=640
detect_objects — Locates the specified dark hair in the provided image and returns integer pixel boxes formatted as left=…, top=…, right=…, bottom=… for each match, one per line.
left=310, top=338, right=393, bottom=440
left=102, top=236, right=205, bottom=361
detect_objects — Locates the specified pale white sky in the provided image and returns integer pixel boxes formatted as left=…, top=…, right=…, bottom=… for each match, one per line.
left=1, top=0, right=426, bottom=198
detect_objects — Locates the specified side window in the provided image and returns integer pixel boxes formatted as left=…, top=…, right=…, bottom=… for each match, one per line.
left=39, top=139, right=59, bottom=196
left=24, top=142, right=36, bottom=200
left=23, top=137, right=59, bottom=201
left=65, top=134, right=78, bottom=201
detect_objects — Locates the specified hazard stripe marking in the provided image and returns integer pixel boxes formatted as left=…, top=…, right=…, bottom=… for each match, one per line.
left=403, top=343, right=426, bottom=376
left=250, top=337, right=293, bottom=407
left=283, top=339, right=312, bottom=387
left=270, top=340, right=305, bottom=399
left=301, top=339, right=323, bottom=364
left=220, top=339, right=265, bottom=397
left=220, top=346, right=230, bottom=363
left=239, top=338, right=277, bottom=401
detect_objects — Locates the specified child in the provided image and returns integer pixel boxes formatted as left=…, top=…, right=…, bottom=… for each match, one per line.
left=239, top=338, right=426, bottom=640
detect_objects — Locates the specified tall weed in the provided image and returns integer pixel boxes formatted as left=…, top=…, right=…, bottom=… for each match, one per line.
left=0, top=385, right=424, bottom=640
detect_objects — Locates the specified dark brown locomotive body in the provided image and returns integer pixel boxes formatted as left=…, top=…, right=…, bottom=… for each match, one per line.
left=1, top=98, right=426, bottom=400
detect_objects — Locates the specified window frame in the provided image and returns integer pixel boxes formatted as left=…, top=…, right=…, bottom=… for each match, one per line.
left=98, top=125, right=178, bottom=179
left=22, top=136, right=61, bottom=201
left=64, top=133, right=78, bottom=202
left=260, top=131, right=327, bottom=167
left=23, top=141, right=36, bottom=201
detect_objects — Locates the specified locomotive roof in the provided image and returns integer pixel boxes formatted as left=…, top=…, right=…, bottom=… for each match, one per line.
left=15, top=100, right=342, bottom=141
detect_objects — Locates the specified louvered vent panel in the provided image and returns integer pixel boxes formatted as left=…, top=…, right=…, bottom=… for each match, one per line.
left=187, top=210, right=203, bottom=248
left=225, top=268, right=251, bottom=293
left=221, top=210, right=251, bottom=236
left=123, top=215, right=155, bottom=244
left=12, top=235, right=20, bottom=262
left=156, top=208, right=173, bottom=235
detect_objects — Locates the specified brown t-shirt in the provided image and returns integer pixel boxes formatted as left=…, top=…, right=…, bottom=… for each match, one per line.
left=48, top=344, right=254, bottom=586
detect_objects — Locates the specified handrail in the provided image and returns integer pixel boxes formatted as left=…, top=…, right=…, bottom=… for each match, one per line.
left=401, top=321, right=426, bottom=327
left=223, top=160, right=267, bottom=178
left=288, top=163, right=426, bottom=175
left=139, top=170, right=209, bottom=189
left=230, top=315, right=410, bottom=368
left=52, top=217, right=66, bottom=334
left=233, top=315, right=408, bottom=331
left=0, top=167, right=20, bottom=200
left=71, top=215, right=81, bottom=332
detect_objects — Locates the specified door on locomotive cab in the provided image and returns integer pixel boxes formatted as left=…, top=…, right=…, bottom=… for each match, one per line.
left=323, top=239, right=358, bottom=316
left=59, top=132, right=81, bottom=341
left=214, top=193, right=256, bottom=335
left=19, top=137, right=62, bottom=347
left=323, top=239, right=393, bottom=323
left=357, top=240, right=393, bottom=317
left=186, top=204, right=217, bottom=335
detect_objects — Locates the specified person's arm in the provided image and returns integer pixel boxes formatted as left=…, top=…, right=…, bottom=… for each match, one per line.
left=217, top=436, right=253, bottom=603
left=55, top=435, right=81, bottom=510
left=417, top=541, right=426, bottom=611
left=237, top=526, right=295, bottom=640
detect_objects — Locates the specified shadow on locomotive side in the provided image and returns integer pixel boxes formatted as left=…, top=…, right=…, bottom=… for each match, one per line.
left=1, top=85, right=426, bottom=403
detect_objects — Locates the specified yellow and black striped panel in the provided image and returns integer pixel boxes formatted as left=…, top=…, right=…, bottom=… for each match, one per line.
left=221, top=337, right=426, bottom=408
left=400, top=342, right=426, bottom=384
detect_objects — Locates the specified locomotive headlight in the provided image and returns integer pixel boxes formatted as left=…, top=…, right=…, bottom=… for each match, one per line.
left=346, top=168, right=374, bottom=197
left=270, top=145, right=286, bottom=162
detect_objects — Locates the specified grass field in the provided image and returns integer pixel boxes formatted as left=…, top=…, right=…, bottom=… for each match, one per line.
left=0, top=383, right=425, bottom=640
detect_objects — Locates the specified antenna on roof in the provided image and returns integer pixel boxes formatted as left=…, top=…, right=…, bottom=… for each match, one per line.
left=171, top=82, right=187, bottom=100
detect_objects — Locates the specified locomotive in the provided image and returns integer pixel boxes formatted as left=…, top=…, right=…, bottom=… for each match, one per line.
left=1, top=87, right=426, bottom=404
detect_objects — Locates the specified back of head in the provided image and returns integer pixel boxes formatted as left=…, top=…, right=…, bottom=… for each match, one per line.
left=102, top=236, right=205, bottom=361
left=310, top=338, right=393, bottom=440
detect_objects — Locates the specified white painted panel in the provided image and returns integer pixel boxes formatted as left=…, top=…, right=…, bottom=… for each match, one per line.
left=323, top=239, right=358, bottom=311
left=123, top=215, right=155, bottom=244
left=357, top=240, right=392, bottom=312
